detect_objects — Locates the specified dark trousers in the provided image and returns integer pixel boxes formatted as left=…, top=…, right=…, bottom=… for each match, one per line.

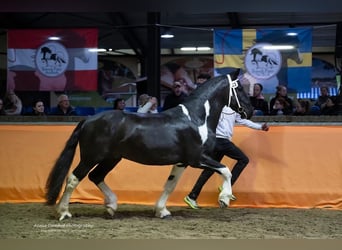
left=188, top=138, right=249, bottom=200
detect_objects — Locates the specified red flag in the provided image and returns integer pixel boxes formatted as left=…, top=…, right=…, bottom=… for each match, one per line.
left=7, top=29, right=98, bottom=91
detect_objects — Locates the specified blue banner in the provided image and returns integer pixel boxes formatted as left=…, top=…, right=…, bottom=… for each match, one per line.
left=214, top=28, right=312, bottom=93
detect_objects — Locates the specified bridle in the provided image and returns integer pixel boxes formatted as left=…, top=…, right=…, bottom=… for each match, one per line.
left=226, top=74, right=247, bottom=118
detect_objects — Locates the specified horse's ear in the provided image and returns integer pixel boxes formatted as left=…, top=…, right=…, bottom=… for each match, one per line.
left=231, top=68, right=241, bottom=80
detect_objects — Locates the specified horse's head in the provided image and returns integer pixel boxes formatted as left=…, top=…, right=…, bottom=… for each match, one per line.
left=226, top=71, right=253, bottom=119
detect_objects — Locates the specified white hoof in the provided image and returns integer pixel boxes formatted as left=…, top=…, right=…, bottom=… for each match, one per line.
left=218, top=195, right=230, bottom=208
left=106, top=207, right=115, bottom=217
left=59, top=211, right=72, bottom=221
left=155, top=208, right=171, bottom=219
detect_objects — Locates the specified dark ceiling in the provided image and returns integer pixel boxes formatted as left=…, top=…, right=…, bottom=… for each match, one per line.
left=1, top=12, right=342, bottom=57
left=0, top=0, right=342, bottom=57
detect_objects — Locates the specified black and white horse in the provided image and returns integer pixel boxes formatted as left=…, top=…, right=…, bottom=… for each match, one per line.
left=45, top=71, right=253, bottom=220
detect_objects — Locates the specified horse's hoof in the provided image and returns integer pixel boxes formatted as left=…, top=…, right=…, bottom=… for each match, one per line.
left=59, top=211, right=72, bottom=221
left=218, top=200, right=228, bottom=209
left=161, top=215, right=172, bottom=220
left=106, top=207, right=115, bottom=217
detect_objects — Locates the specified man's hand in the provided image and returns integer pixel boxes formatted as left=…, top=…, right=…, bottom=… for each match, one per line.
left=261, top=123, right=269, bottom=131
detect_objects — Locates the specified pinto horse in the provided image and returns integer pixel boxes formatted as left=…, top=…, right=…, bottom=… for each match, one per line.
left=45, top=71, right=253, bottom=220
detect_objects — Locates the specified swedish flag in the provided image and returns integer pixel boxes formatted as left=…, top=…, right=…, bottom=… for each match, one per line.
left=214, top=28, right=312, bottom=93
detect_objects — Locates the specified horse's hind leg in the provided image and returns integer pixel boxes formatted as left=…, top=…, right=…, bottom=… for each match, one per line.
left=56, top=173, right=79, bottom=221
left=155, top=164, right=186, bottom=219
left=57, top=161, right=94, bottom=221
left=88, top=157, right=121, bottom=217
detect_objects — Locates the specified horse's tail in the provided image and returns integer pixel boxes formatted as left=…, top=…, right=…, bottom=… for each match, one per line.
left=45, top=120, right=85, bottom=205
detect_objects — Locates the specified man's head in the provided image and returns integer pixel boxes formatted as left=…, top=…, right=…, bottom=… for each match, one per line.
left=57, top=94, right=71, bottom=110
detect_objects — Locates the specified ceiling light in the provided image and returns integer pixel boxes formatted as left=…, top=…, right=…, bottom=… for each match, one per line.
left=262, top=45, right=295, bottom=50
left=197, top=47, right=211, bottom=51
left=88, top=48, right=107, bottom=52
left=161, top=28, right=174, bottom=39
left=48, top=36, right=61, bottom=41
left=180, top=47, right=197, bottom=51
left=180, top=47, right=211, bottom=51
left=161, top=32, right=174, bottom=39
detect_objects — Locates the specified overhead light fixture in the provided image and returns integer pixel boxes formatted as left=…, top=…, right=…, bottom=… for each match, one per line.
left=48, top=36, right=61, bottom=41
left=180, top=47, right=211, bottom=51
left=161, top=28, right=174, bottom=39
left=88, top=48, right=107, bottom=52
left=262, top=45, right=295, bottom=50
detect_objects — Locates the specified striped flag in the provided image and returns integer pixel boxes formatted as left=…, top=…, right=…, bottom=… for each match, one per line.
left=7, top=29, right=98, bottom=91
left=214, top=28, right=312, bottom=93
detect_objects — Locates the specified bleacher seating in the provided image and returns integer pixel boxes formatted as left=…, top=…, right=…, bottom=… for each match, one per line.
left=75, top=107, right=95, bottom=116
left=95, top=107, right=113, bottom=114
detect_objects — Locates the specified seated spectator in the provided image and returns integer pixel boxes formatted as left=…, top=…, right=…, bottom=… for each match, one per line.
left=0, top=98, right=6, bottom=115
left=313, top=86, right=330, bottom=112
left=249, top=83, right=269, bottom=116
left=113, top=98, right=126, bottom=110
left=29, top=100, right=46, bottom=116
left=320, top=97, right=337, bottom=115
left=293, top=99, right=311, bottom=116
left=137, top=94, right=158, bottom=114
left=269, top=85, right=294, bottom=115
left=50, top=94, right=77, bottom=115
left=4, top=90, right=22, bottom=115
left=269, top=97, right=293, bottom=116
left=162, top=80, right=188, bottom=111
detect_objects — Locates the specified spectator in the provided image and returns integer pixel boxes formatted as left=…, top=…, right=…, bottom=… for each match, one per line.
left=293, top=99, right=311, bottom=116
left=4, top=90, right=22, bottom=115
left=320, top=97, right=337, bottom=115
left=314, top=86, right=330, bottom=111
left=269, top=85, right=294, bottom=115
left=51, top=94, right=77, bottom=115
left=113, top=98, right=126, bottom=110
left=137, top=94, right=158, bottom=114
left=29, top=100, right=46, bottom=116
left=269, top=97, right=293, bottom=116
left=162, top=80, right=188, bottom=111
left=0, top=98, right=6, bottom=115
left=184, top=106, right=269, bottom=209
left=249, top=83, right=269, bottom=116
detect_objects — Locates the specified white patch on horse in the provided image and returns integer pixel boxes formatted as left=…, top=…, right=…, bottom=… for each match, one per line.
left=198, top=100, right=210, bottom=145
left=179, top=104, right=191, bottom=121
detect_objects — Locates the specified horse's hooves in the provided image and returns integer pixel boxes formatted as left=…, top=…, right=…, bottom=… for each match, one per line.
left=161, top=215, right=172, bottom=220
left=218, top=200, right=228, bottom=209
left=106, top=207, right=115, bottom=217
left=59, top=211, right=72, bottom=221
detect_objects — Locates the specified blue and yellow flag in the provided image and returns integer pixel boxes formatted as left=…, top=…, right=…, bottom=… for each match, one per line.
left=214, top=28, right=312, bottom=93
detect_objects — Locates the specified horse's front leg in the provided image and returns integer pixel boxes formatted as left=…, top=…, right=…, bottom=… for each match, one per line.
left=155, top=164, right=186, bottom=219
left=217, top=167, right=232, bottom=208
left=56, top=173, right=79, bottom=221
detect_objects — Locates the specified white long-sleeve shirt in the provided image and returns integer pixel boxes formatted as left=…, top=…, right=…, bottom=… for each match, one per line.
left=216, top=106, right=262, bottom=141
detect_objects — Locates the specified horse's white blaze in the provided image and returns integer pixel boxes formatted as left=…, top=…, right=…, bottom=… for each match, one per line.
left=198, top=100, right=210, bottom=145
left=179, top=104, right=191, bottom=121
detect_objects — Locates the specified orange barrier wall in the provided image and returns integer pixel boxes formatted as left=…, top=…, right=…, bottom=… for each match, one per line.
left=0, top=124, right=341, bottom=209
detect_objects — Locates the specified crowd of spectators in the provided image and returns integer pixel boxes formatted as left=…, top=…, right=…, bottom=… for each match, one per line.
left=249, top=84, right=342, bottom=116
left=1, top=82, right=341, bottom=117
